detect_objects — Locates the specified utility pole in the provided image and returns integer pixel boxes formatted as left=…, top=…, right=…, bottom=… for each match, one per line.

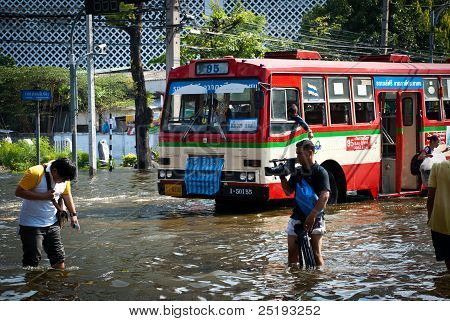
left=69, top=8, right=84, bottom=179
left=86, top=13, right=97, bottom=176
left=381, top=0, right=389, bottom=54
left=166, top=0, right=181, bottom=79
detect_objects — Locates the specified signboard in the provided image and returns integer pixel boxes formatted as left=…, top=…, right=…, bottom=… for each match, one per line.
left=346, top=136, right=371, bottom=151
left=169, top=79, right=258, bottom=95
left=374, top=76, right=423, bottom=90
left=85, top=0, right=120, bottom=15
left=21, top=90, right=52, bottom=101
left=196, top=62, right=229, bottom=75
left=228, top=118, right=258, bottom=132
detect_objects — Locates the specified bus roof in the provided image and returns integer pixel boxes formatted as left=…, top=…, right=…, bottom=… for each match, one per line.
left=241, top=58, right=450, bottom=75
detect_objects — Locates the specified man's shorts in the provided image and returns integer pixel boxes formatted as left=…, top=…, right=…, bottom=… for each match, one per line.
left=19, top=223, right=65, bottom=267
left=431, top=230, right=450, bottom=261
left=286, top=216, right=326, bottom=236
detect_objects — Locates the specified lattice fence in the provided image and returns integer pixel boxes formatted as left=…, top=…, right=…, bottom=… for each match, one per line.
left=0, top=0, right=325, bottom=70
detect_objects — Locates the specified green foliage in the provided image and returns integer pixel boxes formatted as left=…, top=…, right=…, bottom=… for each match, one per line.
left=77, top=151, right=89, bottom=169
left=0, top=49, right=15, bottom=67
left=300, top=0, right=449, bottom=61
left=0, top=137, right=69, bottom=172
left=150, top=0, right=267, bottom=65
left=121, top=153, right=137, bottom=167
left=0, top=67, right=136, bottom=132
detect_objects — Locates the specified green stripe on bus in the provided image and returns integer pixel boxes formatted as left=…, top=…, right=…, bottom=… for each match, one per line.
left=160, top=128, right=381, bottom=148
left=421, top=126, right=446, bottom=132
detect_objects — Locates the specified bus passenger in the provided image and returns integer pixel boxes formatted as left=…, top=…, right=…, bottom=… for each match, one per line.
left=288, top=104, right=313, bottom=139
left=427, top=159, right=450, bottom=271
left=418, top=135, right=449, bottom=186
left=280, top=139, right=330, bottom=267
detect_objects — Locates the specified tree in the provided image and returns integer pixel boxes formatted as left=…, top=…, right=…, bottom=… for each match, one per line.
left=0, top=67, right=136, bottom=133
left=105, top=2, right=152, bottom=170
left=0, top=49, right=15, bottom=67
left=150, top=0, right=267, bottom=65
left=300, top=0, right=449, bottom=61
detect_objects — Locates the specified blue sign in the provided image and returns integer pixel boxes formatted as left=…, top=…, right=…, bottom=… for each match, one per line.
left=169, top=79, right=258, bottom=95
left=374, top=76, right=423, bottom=90
left=21, top=90, right=52, bottom=101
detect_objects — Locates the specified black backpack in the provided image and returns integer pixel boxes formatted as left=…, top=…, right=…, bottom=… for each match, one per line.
left=410, top=153, right=422, bottom=175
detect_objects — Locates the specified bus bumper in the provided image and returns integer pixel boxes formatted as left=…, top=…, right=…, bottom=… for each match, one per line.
left=158, top=181, right=270, bottom=201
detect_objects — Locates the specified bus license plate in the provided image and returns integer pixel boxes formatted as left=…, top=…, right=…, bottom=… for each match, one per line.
left=165, top=184, right=182, bottom=197
left=227, top=187, right=253, bottom=196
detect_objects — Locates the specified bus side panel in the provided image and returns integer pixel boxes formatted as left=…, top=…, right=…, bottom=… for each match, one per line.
left=342, top=162, right=380, bottom=194
left=267, top=181, right=293, bottom=200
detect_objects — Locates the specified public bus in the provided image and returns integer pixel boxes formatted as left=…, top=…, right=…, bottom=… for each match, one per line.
left=157, top=50, right=450, bottom=204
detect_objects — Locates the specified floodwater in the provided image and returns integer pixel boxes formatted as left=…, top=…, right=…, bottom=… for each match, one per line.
left=0, top=169, right=449, bottom=301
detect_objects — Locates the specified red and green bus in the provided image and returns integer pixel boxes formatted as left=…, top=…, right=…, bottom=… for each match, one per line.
left=157, top=50, right=450, bottom=203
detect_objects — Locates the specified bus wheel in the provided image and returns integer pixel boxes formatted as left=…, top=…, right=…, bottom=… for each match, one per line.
left=327, top=171, right=339, bottom=204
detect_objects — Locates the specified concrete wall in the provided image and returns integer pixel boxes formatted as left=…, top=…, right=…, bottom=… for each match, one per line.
left=54, top=132, right=159, bottom=160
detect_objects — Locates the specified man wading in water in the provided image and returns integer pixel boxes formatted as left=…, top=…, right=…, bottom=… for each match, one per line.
left=15, top=158, right=79, bottom=269
left=280, top=140, right=330, bottom=267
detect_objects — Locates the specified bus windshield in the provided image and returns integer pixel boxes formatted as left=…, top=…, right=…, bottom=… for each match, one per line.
left=162, top=79, right=260, bottom=134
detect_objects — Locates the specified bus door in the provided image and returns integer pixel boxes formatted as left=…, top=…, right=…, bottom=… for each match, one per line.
left=399, top=93, right=419, bottom=190
left=379, top=92, right=398, bottom=194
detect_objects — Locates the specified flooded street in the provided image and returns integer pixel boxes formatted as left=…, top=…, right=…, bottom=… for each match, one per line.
left=0, top=169, right=449, bottom=301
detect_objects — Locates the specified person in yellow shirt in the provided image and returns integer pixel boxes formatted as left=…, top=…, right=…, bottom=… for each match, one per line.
left=426, top=159, right=450, bottom=272
left=15, top=158, right=79, bottom=269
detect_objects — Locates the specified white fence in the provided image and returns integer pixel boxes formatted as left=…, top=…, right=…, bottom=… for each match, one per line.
left=54, top=132, right=159, bottom=160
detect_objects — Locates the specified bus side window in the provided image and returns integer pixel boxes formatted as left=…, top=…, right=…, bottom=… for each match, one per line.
left=302, top=77, right=326, bottom=126
left=442, top=78, right=450, bottom=119
left=424, top=78, right=441, bottom=121
left=353, top=77, right=375, bottom=123
left=270, top=88, right=299, bottom=134
left=328, top=77, right=351, bottom=125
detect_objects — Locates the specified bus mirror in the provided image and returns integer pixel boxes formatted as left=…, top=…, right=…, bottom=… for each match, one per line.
left=254, top=91, right=264, bottom=109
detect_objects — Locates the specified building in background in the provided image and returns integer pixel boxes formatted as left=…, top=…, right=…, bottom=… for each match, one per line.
left=1, top=0, right=325, bottom=70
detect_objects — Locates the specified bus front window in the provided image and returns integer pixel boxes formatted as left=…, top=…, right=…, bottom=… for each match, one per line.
left=162, top=79, right=260, bottom=133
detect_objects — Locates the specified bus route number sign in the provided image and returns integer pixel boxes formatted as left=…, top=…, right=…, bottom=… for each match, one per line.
left=196, top=62, right=229, bottom=75
left=346, top=136, right=371, bottom=151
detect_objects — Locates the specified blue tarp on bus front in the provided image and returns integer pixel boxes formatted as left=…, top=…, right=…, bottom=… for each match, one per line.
left=184, top=157, right=224, bottom=195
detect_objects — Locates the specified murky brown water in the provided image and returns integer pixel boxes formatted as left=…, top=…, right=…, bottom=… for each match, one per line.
left=0, top=169, right=449, bottom=301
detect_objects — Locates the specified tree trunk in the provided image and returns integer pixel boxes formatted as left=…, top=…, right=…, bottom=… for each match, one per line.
left=128, top=3, right=152, bottom=170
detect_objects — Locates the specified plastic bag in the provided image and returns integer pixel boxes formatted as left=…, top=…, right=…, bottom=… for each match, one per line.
left=420, top=151, right=446, bottom=171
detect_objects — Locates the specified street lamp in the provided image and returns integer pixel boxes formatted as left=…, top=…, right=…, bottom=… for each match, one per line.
left=429, top=2, right=449, bottom=63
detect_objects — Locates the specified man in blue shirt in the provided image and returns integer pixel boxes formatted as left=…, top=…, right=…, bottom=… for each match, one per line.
left=280, top=140, right=330, bottom=267
left=288, top=104, right=313, bottom=139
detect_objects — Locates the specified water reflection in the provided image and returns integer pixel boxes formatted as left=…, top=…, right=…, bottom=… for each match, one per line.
left=0, top=169, right=449, bottom=301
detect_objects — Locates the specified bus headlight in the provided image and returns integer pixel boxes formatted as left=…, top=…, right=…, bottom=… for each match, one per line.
left=159, top=170, right=166, bottom=178
left=247, top=172, right=255, bottom=182
left=166, top=170, right=173, bottom=178
left=239, top=172, right=247, bottom=181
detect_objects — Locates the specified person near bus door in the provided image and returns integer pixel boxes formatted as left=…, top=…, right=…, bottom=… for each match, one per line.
left=427, top=158, right=450, bottom=272
left=280, top=140, right=330, bottom=267
left=418, top=135, right=449, bottom=186
left=287, top=104, right=314, bottom=140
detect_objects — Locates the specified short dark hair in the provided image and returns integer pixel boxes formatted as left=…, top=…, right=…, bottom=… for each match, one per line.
left=296, top=139, right=315, bottom=151
left=427, top=134, right=439, bottom=143
left=287, top=104, right=298, bottom=114
left=52, top=158, right=76, bottom=181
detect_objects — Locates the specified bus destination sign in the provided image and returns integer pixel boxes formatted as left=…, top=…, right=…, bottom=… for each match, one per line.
left=374, top=76, right=423, bottom=90
left=196, top=62, right=229, bottom=75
